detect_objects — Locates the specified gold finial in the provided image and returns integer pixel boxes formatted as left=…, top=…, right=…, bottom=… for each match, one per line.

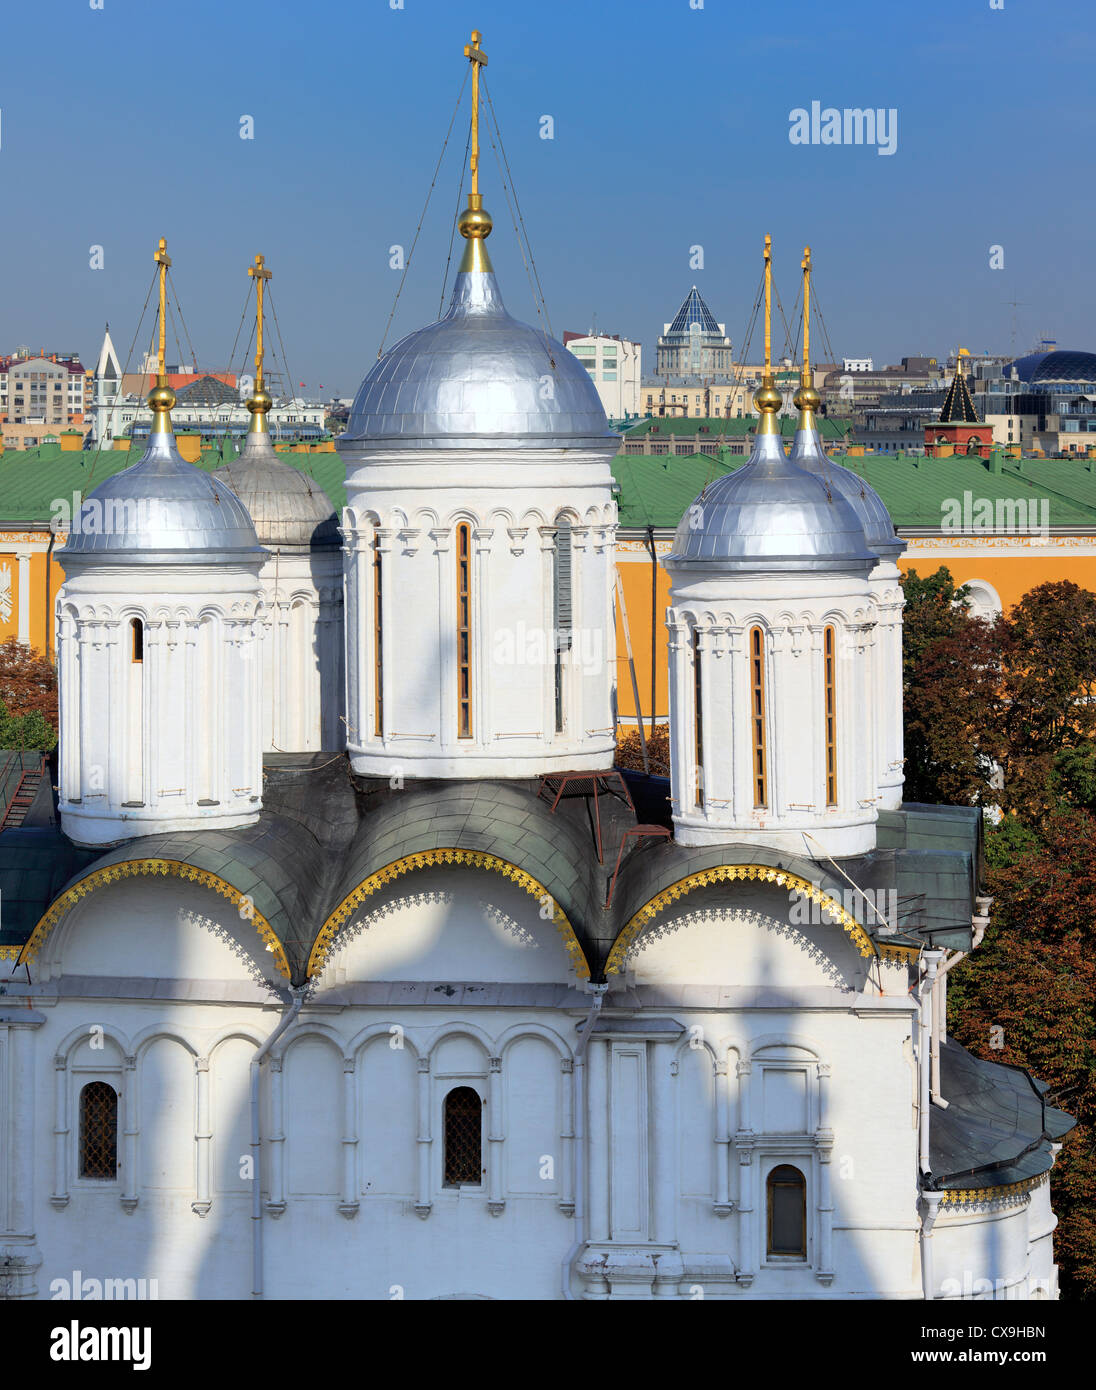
left=247, top=253, right=274, bottom=434
left=753, top=234, right=781, bottom=434
left=794, top=243, right=822, bottom=425
left=458, top=28, right=493, bottom=273
left=148, top=237, right=176, bottom=432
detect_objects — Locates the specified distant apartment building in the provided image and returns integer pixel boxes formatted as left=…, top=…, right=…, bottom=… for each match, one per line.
left=563, top=332, right=641, bottom=419
left=842, top=355, right=873, bottom=372
left=0, top=348, right=88, bottom=436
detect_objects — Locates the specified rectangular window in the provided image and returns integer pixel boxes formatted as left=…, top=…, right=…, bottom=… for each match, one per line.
left=750, top=626, right=768, bottom=808
left=130, top=619, right=143, bottom=664
left=824, top=625, right=837, bottom=805
left=457, top=523, right=472, bottom=739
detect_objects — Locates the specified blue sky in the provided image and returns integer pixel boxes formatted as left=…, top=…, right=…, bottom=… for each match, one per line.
left=0, top=0, right=1089, bottom=396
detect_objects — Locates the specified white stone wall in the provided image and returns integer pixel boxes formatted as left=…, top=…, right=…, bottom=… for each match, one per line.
left=55, top=563, right=264, bottom=845
left=667, top=571, right=878, bottom=856
left=1, top=868, right=1059, bottom=1301
left=256, top=549, right=344, bottom=753
left=340, top=445, right=618, bottom=778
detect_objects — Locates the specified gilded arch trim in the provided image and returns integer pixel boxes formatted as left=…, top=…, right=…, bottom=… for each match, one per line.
left=16, top=858, right=291, bottom=980
left=605, top=863, right=899, bottom=976
left=307, top=848, right=590, bottom=981
left=937, top=1172, right=1047, bottom=1209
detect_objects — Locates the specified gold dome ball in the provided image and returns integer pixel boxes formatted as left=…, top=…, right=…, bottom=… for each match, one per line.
left=246, top=387, right=273, bottom=415
left=458, top=204, right=493, bottom=240
left=147, top=383, right=176, bottom=413
left=753, top=382, right=782, bottom=414
left=794, top=383, right=821, bottom=413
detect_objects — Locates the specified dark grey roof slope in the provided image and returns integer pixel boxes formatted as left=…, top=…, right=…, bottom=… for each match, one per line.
left=0, top=828, right=99, bottom=950
left=928, top=1040, right=1075, bottom=1192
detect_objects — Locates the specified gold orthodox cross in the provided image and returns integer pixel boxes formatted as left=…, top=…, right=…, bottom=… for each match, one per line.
left=154, top=237, right=172, bottom=380
left=463, top=29, right=488, bottom=196
left=249, top=253, right=273, bottom=385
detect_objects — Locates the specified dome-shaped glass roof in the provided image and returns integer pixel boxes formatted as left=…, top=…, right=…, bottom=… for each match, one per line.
left=61, top=430, right=264, bottom=566
left=340, top=268, right=615, bottom=451
left=213, top=435, right=339, bottom=550
left=1008, top=349, right=1096, bottom=385
left=789, top=426, right=903, bottom=561
left=667, top=430, right=876, bottom=574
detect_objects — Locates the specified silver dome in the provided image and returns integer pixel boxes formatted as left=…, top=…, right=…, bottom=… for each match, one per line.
left=61, top=429, right=265, bottom=567
left=213, top=434, right=339, bottom=550
left=667, top=430, right=876, bottom=574
left=340, top=268, right=615, bottom=451
left=789, top=426, right=904, bottom=561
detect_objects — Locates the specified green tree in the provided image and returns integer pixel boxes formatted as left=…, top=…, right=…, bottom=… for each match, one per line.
left=901, top=568, right=1001, bottom=805
left=0, top=698, right=57, bottom=752
left=949, top=807, right=1096, bottom=1299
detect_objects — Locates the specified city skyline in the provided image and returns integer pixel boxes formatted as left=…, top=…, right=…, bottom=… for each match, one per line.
left=0, top=0, right=1088, bottom=395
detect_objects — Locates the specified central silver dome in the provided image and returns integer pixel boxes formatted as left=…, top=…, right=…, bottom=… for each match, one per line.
left=61, top=430, right=264, bottom=567
left=790, top=426, right=904, bottom=561
left=667, top=431, right=876, bottom=574
left=340, top=268, right=614, bottom=451
left=214, top=435, right=339, bottom=550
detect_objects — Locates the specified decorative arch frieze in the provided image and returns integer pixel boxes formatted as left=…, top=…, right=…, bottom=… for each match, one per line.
left=606, top=864, right=879, bottom=975
left=306, top=849, right=590, bottom=981
left=18, top=859, right=291, bottom=980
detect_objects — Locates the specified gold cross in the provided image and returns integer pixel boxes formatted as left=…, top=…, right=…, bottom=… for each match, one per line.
left=249, top=254, right=272, bottom=384
left=153, top=237, right=171, bottom=380
left=463, top=29, right=488, bottom=196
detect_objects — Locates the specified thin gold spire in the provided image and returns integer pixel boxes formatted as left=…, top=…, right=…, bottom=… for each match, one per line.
left=794, top=243, right=822, bottom=431
left=754, top=234, right=782, bottom=435
left=763, top=234, right=772, bottom=377
left=148, top=237, right=176, bottom=434
left=246, top=254, right=273, bottom=435
left=457, top=29, right=493, bottom=273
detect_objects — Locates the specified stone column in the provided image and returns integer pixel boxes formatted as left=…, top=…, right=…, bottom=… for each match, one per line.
left=414, top=1056, right=432, bottom=1219
left=50, top=1053, right=69, bottom=1209
left=713, top=1057, right=732, bottom=1216
left=666, top=615, right=689, bottom=816
left=264, top=1056, right=285, bottom=1217
left=15, top=550, right=31, bottom=646
left=192, top=1056, right=212, bottom=1216
left=338, top=1057, right=359, bottom=1217
left=559, top=1057, right=575, bottom=1216
left=120, top=1053, right=138, bottom=1211
left=487, top=1056, right=504, bottom=1215
left=1, top=1009, right=46, bottom=1298
left=586, top=1037, right=610, bottom=1243
left=649, top=1040, right=675, bottom=1247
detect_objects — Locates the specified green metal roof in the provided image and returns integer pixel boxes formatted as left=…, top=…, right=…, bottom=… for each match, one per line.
left=625, top=415, right=853, bottom=439
left=831, top=451, right=1096, bottom=528
left=0, top=442, right=348, bottom=524
left=612, top=451, right=736, bottom=529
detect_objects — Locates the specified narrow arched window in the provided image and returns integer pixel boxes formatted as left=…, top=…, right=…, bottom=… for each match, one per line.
left=443, top=1086, right=482, bottom=1187
left=749, top=626, right=768, bottom=808
left=373, top=534, right=383, bottom=738
left=456, top=523, right=472, bottom=739
left=824, top=625, right=837, bottom=806
left=693, top=627, right=704, bottom=809
left=767, top=1164, right=806, bottom=1257
left=79, top=1081, right=118, bottom=1180
left=553, top=517, right=573, bottom=734
left=130, top=617, right=143, bottom=663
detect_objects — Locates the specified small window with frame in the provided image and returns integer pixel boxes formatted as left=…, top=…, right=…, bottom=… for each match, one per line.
left=766, top=1163, right=806, bottom=1259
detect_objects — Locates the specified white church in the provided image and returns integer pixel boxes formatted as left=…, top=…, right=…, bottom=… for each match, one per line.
left=0, top=36, right=1072, bottom=1302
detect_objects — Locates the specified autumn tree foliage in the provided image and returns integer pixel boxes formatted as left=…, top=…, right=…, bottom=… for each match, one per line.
left=902, top=572, right=1096, bottom=1299
left=948, top=807, right=1096, bottom=1300
left=0, top=638, right=57, bottom=735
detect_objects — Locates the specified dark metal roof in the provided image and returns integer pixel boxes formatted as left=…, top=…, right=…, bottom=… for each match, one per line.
left=927, top=1039, right=1075, bottom=1191
left=938, top=367, right=981, bottom=424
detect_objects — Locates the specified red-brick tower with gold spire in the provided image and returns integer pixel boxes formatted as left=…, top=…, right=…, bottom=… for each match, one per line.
left=924, top=349, right=994, bottom=457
